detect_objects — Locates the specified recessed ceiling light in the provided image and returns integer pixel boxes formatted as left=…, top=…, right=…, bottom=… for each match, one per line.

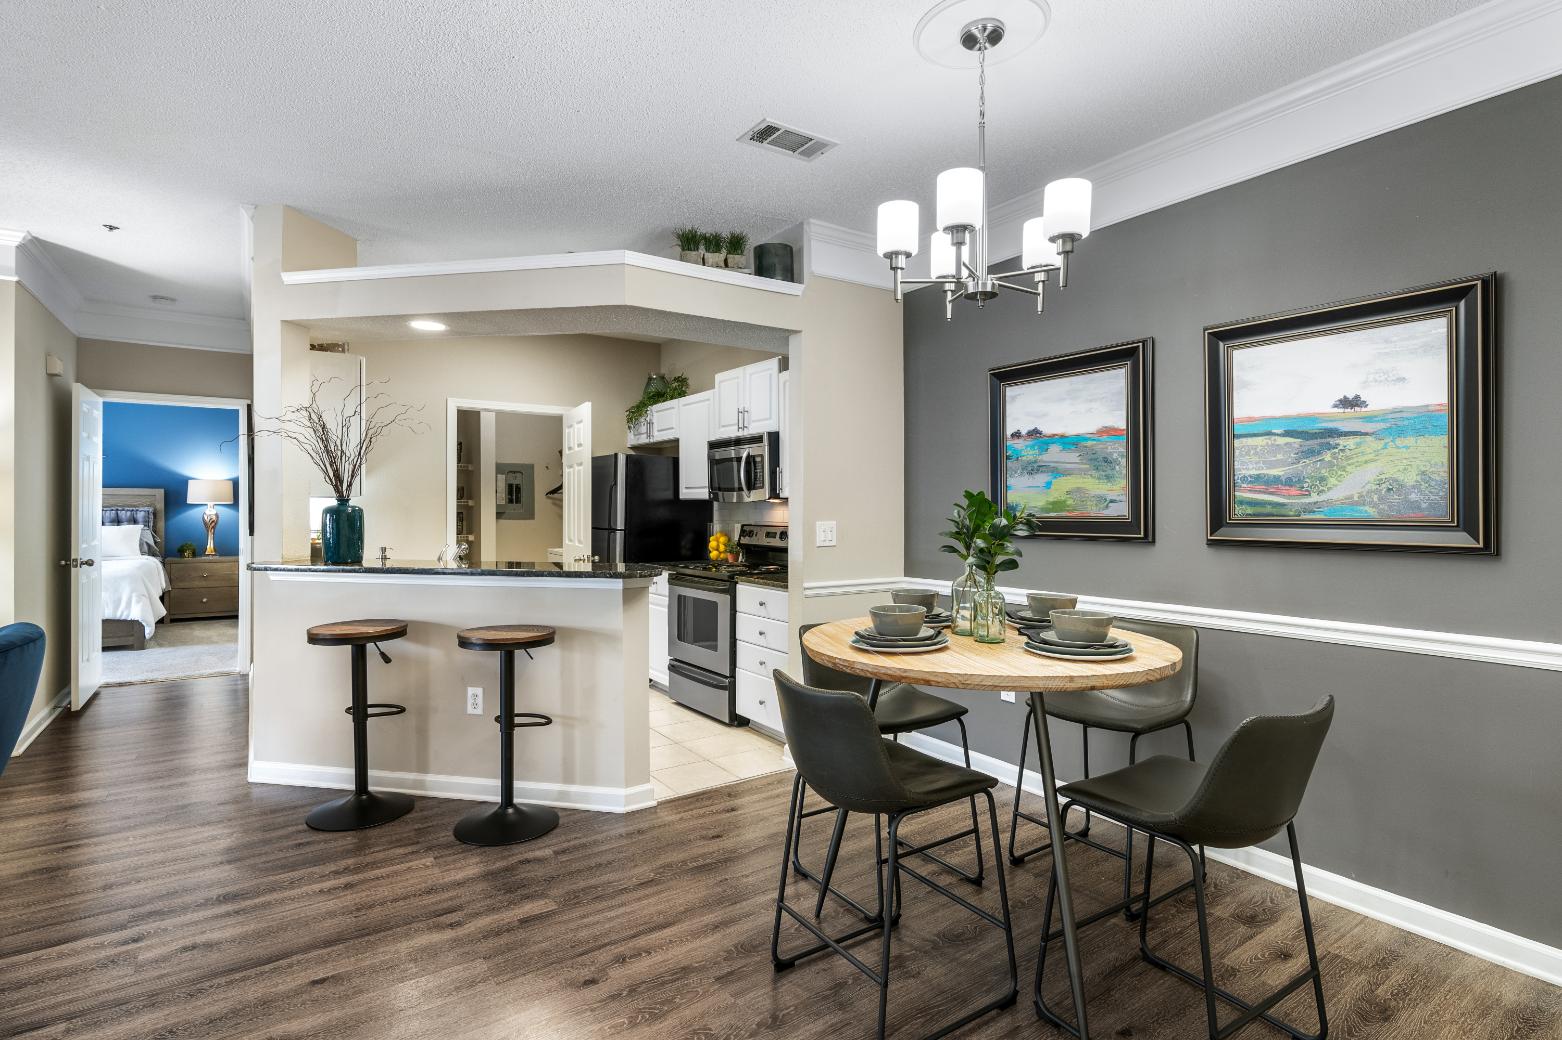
left=408, top=319, right=447, bottom=332
left=102, top=224, right=120, bottom=232
left=149, top=293, right=177, bottom=305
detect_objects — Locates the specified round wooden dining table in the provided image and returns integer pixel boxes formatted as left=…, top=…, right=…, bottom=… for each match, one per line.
left=802, top=618, right=1184, bottom=1039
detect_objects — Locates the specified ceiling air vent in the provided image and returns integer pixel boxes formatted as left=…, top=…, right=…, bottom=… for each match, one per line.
left=740, top=119, right=837, bottom=161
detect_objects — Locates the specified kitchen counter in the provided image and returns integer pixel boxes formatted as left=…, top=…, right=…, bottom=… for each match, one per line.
left=251, top=559, right=662, bottom=579
left=734, top=572, right=789, bottom=590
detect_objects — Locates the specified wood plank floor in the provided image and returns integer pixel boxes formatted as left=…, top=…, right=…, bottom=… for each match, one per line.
left=1, top=676, right=1556, bottom=1039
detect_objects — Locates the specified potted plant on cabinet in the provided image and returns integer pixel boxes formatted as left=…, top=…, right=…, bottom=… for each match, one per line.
left=700, top=231, right=725, bottom=267
left=624, top=372, right=691, bottom=433
left=675, top=227, right=703, bottom=265
left=723, top=231, right=749, bottom=270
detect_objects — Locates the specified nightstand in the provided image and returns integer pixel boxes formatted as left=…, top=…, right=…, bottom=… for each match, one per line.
left=165, top=556, right=240, bottom=620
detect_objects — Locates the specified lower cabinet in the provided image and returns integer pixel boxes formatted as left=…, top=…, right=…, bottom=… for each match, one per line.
left=736, top=667, right=783, bottom=733
left=648, top=574, right=669, bottom=687
left=735, top=581, right=788, bottom=733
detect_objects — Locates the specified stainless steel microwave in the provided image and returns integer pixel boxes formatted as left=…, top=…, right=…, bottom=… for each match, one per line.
left=708, top=432, right=780, bottom=503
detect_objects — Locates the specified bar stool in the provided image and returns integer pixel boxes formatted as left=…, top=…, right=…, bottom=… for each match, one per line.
left=454, top=624, right=558, bottom=846
left=304, top=619, right=413, bottom=831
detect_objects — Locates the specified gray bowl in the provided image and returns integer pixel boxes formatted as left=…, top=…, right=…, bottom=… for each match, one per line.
left=871, top=604, right=928, bottom=637
left=1049, top=609, right=1115, bottom=644
left=1026, top=591, right=1078, bottom=616
left=890, top=588, right=938, bottom=611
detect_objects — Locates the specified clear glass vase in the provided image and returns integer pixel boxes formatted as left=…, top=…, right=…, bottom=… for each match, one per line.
left=973, top=578, right=1008, bottom=644
left=950, top=561, right=980, bottom=636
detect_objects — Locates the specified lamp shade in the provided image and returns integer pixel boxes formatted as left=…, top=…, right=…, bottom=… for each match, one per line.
left=1043, top=177, right=1092, bottom=240
left=187, top=478, right=234, bottom=506
left=1022, top=218, right=1060, bottom=269
left=935, top=167, right=984, bottom=231
left=929, top=231, right=958, bottom=280
left=875, top=200, right=920, bottom=258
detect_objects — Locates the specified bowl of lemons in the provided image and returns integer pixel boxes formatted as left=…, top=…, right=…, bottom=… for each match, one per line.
left=707, top=530, right=732, bottom=562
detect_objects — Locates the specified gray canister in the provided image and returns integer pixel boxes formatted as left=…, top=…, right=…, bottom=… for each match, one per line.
left=753, top=242, right=795, bottom=282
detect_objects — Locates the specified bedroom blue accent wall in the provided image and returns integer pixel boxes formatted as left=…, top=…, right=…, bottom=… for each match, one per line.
left=103, top=402, right=242, bottom=557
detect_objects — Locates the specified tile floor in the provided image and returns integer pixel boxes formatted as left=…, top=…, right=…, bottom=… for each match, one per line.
left=649, top=687, right=790, bottom=800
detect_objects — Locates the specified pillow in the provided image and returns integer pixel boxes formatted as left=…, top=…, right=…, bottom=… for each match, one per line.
left=100, top=524, right=144, bottom=559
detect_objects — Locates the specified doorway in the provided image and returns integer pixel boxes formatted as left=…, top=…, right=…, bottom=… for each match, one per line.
left=83, top=391, right=250, bottom=692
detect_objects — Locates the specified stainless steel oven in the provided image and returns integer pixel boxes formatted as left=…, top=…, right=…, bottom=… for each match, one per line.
left=667, top=572, right=736, bottom=722
left=707, top=432, right=780, bottom=503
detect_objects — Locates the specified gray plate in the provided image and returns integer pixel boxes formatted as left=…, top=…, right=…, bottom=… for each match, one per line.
left=850, top=637, right=950, bottom=654
left=1005, top=610, right=1052, bottom=626
left=1033, top=630, right=1129, bottom=651
left=1014, top=621, right=1054, bottom=635
left=854, top=626, right=939, bottom=643
left=1023, top=641, right=1134, bottom=660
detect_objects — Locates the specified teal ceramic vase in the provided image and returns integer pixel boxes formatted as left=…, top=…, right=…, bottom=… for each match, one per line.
left=320, top=498, right=364, bottom=565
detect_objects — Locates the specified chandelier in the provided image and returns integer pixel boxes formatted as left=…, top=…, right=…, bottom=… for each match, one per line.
left=874, top=16, right=1092, bottom=319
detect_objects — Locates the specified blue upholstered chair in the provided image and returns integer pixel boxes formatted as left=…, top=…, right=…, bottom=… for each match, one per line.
left=0, top=622, right=47, bottom=776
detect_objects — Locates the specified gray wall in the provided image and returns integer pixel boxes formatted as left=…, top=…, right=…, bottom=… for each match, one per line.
left=903, top=77, right=1562, bottom=948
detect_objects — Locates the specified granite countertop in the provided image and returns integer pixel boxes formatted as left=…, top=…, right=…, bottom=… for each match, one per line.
left=250, top=560, right=664, bottom=579
left=734, top=572, right=789, bottom=590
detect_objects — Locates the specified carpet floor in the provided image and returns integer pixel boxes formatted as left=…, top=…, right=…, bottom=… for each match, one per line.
left=102, top=619, right=239, bottom=685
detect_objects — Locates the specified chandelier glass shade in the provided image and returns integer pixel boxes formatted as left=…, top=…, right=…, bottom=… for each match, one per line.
left=875, top=16, right=1092, bottom=319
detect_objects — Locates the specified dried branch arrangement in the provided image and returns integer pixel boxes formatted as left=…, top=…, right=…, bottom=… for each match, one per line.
left=252, top=378, right=426, bottom=498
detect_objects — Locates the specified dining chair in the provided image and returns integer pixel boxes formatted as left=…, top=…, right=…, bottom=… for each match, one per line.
left=794, top=622, right=983, bottom=922
left=1033, top=696, right=1334, bottom=1040
left=1009, top=618, right=1202, bottom=917
left=770, top=669, right=1017, bottom=1040
left=0, top=623, right=47, bottom=777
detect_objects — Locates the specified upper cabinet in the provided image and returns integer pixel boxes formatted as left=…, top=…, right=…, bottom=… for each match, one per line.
left=713, top=357, right=784, bottom=438
left=627, top=399, right=683, bottom=447
left=677, top=390, right=714, bottom=500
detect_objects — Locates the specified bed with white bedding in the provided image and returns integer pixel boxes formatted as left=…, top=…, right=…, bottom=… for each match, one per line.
left=102, top=488, right=168, bottom=650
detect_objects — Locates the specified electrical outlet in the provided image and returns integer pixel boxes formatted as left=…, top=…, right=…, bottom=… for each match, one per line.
left=1001, top=690, right=1016, bottom=704
left=466, top=687, right=483, bottom=715
left=815, top=520, right=837, bottom=547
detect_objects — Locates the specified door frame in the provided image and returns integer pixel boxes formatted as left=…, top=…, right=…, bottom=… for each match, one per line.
left=445, top=398, right=571, bottom=557
left=95, top=390, right=254, bottom=674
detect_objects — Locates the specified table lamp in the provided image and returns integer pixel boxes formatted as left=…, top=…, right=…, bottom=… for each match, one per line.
left=187, top=479, right=235, bottom=556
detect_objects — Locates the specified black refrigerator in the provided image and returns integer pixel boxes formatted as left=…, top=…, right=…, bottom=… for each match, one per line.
left=591, top=454, right=711, bottom=564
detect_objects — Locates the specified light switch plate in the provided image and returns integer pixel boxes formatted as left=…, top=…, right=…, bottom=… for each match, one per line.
left=815, top=520, right=837, bottom=547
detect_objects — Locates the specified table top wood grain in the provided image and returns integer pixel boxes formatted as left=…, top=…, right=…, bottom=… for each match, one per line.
left=801, top=618, right=1182, bottom=693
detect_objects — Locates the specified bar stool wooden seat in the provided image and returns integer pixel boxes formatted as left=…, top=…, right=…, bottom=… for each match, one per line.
left=305, top=619, right=413, bottom=831
left=454, top=624, right=558, bottom=846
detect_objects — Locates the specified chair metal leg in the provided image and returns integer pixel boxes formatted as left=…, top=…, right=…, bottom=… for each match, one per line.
left=1078, top=725, right=1092, bottom=835
left=896, top=717, right=984, bottom=886
left=1122, top=733, right=1141, bottom=921
left=814, top=808, right=851, bottom=918
left=773, top=775, right=886, bottom=973
left=1009, top=704, right=1094, bottom=865
left=791, top=782, right=880, bottom=922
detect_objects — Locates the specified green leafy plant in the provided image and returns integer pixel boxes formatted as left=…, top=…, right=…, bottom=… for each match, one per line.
left=724, top=230, right=749, bottom=256
left=625, top=373, right=691, bottom=429
left=700, top=231, right=725, bottom=254
left=675, top=227, right=703, bottom=252
left=176, top=541, right=197, bottom=559
left=940, top=489, right=1033, bottom=579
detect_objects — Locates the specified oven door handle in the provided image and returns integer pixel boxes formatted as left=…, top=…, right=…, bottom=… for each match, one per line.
left=669, top=573, right=731, bottom=593
left=668, top=660, right=729, bottom=689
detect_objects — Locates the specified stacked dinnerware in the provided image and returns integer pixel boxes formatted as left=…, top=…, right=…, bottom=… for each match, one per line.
left=892, top=587, right=953, bottom=629
left=851, top=603, right=950, bottom=653
left=1020, top=609, right=1134, bottom=660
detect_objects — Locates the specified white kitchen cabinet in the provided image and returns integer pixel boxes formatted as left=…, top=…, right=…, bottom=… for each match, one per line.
left=676, top=390, right=713, bottom=500
left=651, top=400, right=679, bottom=442
left=736, top=669, right=783, bottom=733
left=649, top=590, right=669, bottom=688
left=777, top=370, right=790, bottom=498
left=735, top=579, right=790, bottom=732
left=712, top=358, right=784, bottom=438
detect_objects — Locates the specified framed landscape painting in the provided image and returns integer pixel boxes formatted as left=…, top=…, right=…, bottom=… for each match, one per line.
left=989, top=338, right=1153, bottom=541
left=1205, top=274, right=1495, bottom=552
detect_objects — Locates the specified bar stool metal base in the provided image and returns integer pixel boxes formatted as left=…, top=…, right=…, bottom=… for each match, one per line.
left=306, top=790, right=415, bottom=832
left=454, top=802, right=559, bottom=846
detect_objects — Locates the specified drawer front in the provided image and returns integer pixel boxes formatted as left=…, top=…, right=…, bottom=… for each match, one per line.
left=168, top=587, right=239, bottom=616
left=735, top=612, right=788, bottom=653
left=735, top=668, right=783, bottom=732
left=736, top=640, right=789, bottom=679
left=167, top=559, right=239, bottom=588
left=736, top=583, right=787, bottom=622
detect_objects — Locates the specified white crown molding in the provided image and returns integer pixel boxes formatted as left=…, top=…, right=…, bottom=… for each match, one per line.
left=1, top=226, right=252, bottom=352
left=900, top=730, right=1562, bottom=986
left=803, top=576, right=1562, bottom=672
left=804, top=219, right=893, bottom=290
left=279, top=248, right=805, bottom=296
left=248, top=759, right=657, bottom=813
left=885, top=0, right=1562, bottom=282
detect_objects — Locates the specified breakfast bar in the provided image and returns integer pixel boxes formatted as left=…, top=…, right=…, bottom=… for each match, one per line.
left=247, top=560, right=661, bottom=813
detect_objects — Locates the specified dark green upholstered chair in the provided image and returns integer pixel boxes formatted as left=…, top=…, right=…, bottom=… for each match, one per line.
left=1034, top=696, right=1334, bottom=1040
left=0, top=623, right=47, bottom=776
left=770, top=669, right=1017, bottom=1040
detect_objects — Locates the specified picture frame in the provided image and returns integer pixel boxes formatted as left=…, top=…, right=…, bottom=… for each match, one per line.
left=988, top=338, right=1154, bottom=541
left=1204, top=273, right=1496, bottom=553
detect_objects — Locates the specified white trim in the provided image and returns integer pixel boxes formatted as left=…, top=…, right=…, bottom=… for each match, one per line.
left=97, top=390, right=250, bottom=410
left=257, top=570, right=651, bottom=589
left=10, top=686, right=70, bottom=757
left=899, top=731, right=1562, bottom=986
left=826, top=576, right=1562, bottom=673
left=444, top=397, right=572, bottom=552
left=804, top=220, right=892, bottom=291
left=247, top=759, right=657, bottom=813
left=279, top=248, right=806, bottom=295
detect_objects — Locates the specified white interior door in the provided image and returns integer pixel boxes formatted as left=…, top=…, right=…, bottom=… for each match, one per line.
left=561, top=401, right=591, bottom=567
left=70, top=384, right=104, bottom=710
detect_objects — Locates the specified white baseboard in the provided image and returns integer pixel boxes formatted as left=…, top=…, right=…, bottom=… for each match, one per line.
left=899, top=731, right=1562, bottom=987
left=247, top=759, right=657, bottom=814
left=805, top=576, right=1562, bottom=673
left=10, top=685, right=69, bottom=757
